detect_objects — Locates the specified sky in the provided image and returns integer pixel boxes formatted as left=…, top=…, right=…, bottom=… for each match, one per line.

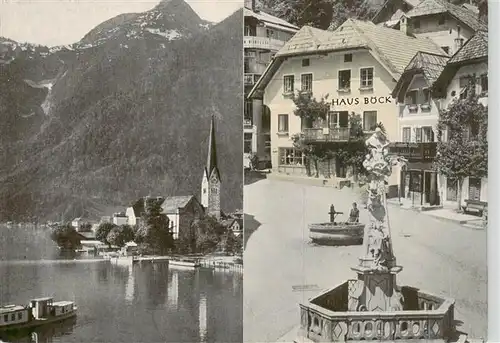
left=0, top=0, right=242, bottom=46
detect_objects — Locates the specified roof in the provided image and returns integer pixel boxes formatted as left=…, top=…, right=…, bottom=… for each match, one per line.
left=371, top=0, right=420, bottom=24
left=125, top=241, right=138, bottom=247
left=405, top=0, right=487, bottom=31
left=448, top=30, right=487, bottom=64
left=52, top=301, right=74, bottom=307
left=0, top=305, right=26, bottom=314
left=78, top=231, right=96, bottom=239
left=432, top=30, right=488, bottom=97
left=30, top=297, right=53, bottom=302
left=243, top=7, right=299, bottom=32
left=249, top=19, right=443, bottom=98
left=161, top=195, right=195, bottom=213
left=392, top=51, right=449, bottom=100
left=205, top=115, right=221, bottom=181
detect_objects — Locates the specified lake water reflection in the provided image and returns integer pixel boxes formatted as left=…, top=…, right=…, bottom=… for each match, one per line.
left=0, top=226, right=242, bottom=343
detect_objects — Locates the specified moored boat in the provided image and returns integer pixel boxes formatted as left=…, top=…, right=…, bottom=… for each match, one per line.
left=169, top=258, right=201, bottom=268
left=0, top=297, right=77, bottom=333
left=309, top=222, right=365, bottom=246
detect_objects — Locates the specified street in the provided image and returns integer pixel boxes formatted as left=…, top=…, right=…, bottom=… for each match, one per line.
left=243, top=179, right=487, bottom=343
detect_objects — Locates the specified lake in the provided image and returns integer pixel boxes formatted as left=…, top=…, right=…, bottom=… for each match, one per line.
left=0, top=225, right=242, bottom=343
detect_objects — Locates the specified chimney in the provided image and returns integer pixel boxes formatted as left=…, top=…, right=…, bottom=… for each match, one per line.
left=244, top=0, right=255, bottom=11
left=399, top=15, right=411, bottom=36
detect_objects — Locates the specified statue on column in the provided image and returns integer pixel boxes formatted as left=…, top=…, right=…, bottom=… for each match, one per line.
left=362, top=128, right=407, bottom=271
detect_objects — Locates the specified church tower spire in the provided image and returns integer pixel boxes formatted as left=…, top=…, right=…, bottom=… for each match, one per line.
left=201, top=115, right=221, bottom=219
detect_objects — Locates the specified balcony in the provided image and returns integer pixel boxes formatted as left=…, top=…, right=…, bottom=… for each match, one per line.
left=243, top=35, right=286, bottom=51
left=388, top=142, right=437, bottom=162
left=245, top=73, right=261, bottom=86
left=302, top=127, right=351, bottom=143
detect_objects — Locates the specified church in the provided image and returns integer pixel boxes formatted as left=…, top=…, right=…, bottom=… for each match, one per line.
left=201, top=115, right=222, bottom=220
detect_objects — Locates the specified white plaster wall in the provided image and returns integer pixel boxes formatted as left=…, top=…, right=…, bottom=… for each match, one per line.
left=201, top=172, right=209, bottom=208
left=125, top=207, right=137, bottom=226
left=166, top=212, right=180, bottom=238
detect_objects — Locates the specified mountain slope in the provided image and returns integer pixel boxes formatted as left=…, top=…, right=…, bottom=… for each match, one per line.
left=0, top=3, right=242, bottom=222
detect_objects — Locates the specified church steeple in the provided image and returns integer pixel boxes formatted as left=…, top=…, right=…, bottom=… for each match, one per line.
left=201, top=115, right=221, bottom=219
left=205, top=115, right=220, bottom=181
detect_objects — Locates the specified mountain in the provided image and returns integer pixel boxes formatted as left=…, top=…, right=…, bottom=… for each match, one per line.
left=0, top=0, right=242, bottom=222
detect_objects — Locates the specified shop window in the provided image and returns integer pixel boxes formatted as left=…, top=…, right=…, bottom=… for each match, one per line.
left=279, top=148, right=304, bottom=166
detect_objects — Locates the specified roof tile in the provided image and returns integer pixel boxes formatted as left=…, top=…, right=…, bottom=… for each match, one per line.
left=448, top=30, right=487, bottom=64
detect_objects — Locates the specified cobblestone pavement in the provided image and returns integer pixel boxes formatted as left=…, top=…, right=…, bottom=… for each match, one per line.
left=243, top=179, right=487, bottom=343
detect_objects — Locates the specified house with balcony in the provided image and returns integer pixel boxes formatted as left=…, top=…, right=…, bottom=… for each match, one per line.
left=381, top=0, right=486, bottom=57
left=248, top=19, right=443, bottom=195
left=431, top=29, right=488, bottom=208
left=391, top=51, right=449, bottom=206
left=244, top=0, right=298, bottom=168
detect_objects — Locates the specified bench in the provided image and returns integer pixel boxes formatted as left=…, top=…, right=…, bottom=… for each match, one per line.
left=462, top=199, right=487, bottom=216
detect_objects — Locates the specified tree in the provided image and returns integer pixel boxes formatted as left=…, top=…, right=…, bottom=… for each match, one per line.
left=292, top=92, right=330, bottom=129
left=223, top=230, right=237, bottom=256
left=95, top=222, right=117, bottom=247
left=50, top=223, right=81, bottom=250
left=433, top=83, right=488, bottom=211
left=135, top=198, right=173, bottom=254
left=190, top=215, right=225, bottom=254
left=106, top=224, right=135, bottom=248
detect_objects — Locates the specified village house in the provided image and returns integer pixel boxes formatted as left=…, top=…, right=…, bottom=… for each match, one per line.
left=391, top=51, right=449, bottom=206
left=377, top=0, right=486, bottom=56
left=431, top=30, right=488, bottom=209
left=222, top=218, right=243, bottom=237
left=244, top=0, right=299, bottom=168
left=248, top=19, right=443, bottom=196
left=112, top=212, right=128, bottom=226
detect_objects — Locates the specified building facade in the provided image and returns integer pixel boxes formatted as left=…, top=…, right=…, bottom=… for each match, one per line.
left=431, top=30, right=488, bottom=208
left=391, top=51, right=449, bottom=206
left=201, top=115, right=221, bottom=219
left=249, top=19, right=443, bottom=195
left=162, top=196, right=205, bottom=240
left=243, top=0, right=298, bottom=168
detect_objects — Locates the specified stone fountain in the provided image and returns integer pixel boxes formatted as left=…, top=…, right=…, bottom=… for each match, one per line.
left=295, top=128, right=466, bottom=343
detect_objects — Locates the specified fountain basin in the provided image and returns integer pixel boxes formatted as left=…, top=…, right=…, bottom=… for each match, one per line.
left=309, top=223, right=365, bottom=246
left=298, top=280, right=455, bottom=342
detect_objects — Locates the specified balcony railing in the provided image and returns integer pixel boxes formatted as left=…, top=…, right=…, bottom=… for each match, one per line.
left=244, top=73, right=261, bottom=86
left=243, top=35, right=286, bottom=51
left=302, top=127, right=351, bottom=142
left=388, top=142, right=437, bottom=161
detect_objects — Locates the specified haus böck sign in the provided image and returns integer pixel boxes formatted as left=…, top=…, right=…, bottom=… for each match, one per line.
left=332, top=96, right=392, bottom=106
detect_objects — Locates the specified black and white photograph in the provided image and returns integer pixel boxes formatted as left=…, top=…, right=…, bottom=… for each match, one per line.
left=0, top=0, right=243, bottom=342
left=243, top=0, right=489, bottom=342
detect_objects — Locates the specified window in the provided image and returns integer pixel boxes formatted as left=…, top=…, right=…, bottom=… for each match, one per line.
left=279, top=148, right=304, bottom=166
left=480, top=74, right=488, bottom=94
left=283, top=75, right=294, bottom=94
left=459, top=76, right=470, bottom=99
left=244, top=133, right=252, bottom=153
left=301, top=73, right=313, bottom=92
left=11, top=314, right=15, bottom=321
left=344, top=54, right=352, bottom=62
left=327, top=111, right=349, bottom=128
left=4, top=315, right=7, bottom=322
left=266, top=29, right=274, bottom=38
left=278, top=114, right=289, bottom=133
left=413, top=19, right=420, bottom=28
left=441, top=46, right=450, bottom=54
left=422, top=127, right=434, bottom=142
left=338, top=70, right=351, bottom=90
left=422, top=88, right=430, bottom=103
left=468, top=178, right=481, bottom=201
left=17, top=313, right=22, bottom=320
left=302, top=59, right=310, bottom=67
left=363, top=111, right=377, bottom=131
left=244, top=26, right=253, bottom=36
left=244, top=100, right=253, bottom=122
left=438, top=14, right=445, bottom=25
left=406, top=90, right=418, bottom=105
left=415, top=127, right=422, bottom=143
left=402, top=127, right=411, bottom=142
left=360, top=67, right=374, bottom=88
